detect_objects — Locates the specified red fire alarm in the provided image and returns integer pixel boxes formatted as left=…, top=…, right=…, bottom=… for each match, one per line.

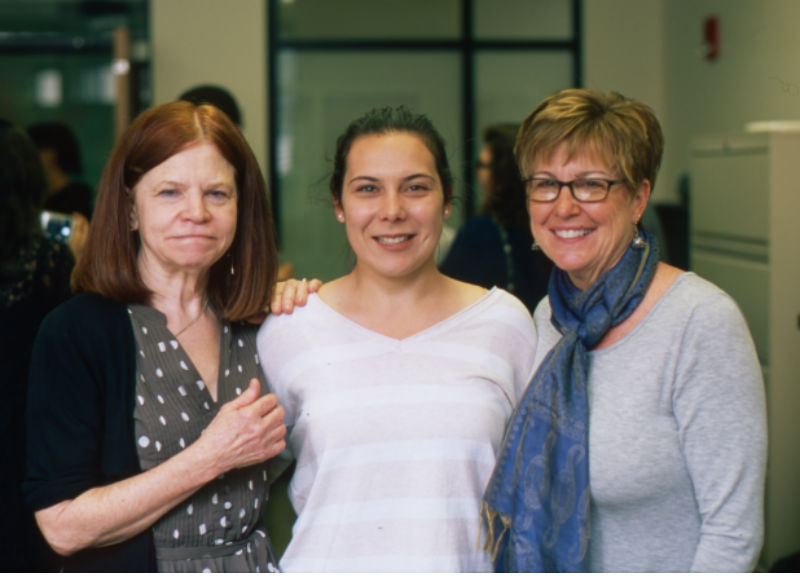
left=704, top=15, right=719, bottom=60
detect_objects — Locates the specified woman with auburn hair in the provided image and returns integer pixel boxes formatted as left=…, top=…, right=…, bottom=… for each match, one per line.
left=25, top=101, right=289, bottom=572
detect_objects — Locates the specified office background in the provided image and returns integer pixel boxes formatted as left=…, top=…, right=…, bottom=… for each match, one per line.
left=1, top=0, right=798, bottom=569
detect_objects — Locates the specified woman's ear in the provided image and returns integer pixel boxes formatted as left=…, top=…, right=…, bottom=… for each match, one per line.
left=333, top=196, right=344, bottom=222
left=633, top=179, right=651, bottom=221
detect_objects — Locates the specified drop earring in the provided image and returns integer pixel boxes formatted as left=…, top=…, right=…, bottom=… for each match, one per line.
left=632, top=222, right=646, bottom=248
left=531, top=238, right=540, bottom=251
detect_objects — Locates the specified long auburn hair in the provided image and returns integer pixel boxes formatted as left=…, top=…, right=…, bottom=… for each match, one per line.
left=72, top=101, right=277, bottom=321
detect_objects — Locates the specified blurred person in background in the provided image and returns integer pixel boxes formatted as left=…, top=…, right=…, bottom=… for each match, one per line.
left=1, top=117, right=72, bottom=572
left=441, top=123, right=552, bottom=313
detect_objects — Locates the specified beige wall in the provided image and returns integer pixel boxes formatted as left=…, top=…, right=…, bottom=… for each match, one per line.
left=150, top=0, right=268, bottom=174
left=583, top=0, right=670, bottom=199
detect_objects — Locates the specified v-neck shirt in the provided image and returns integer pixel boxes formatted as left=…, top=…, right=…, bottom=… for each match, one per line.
left=129, top=304, right=278, bottom=572
left=257, top=288, right=538, bottom=572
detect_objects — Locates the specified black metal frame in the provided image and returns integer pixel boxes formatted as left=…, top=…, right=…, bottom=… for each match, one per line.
left=267, top=0, right=582, bottom=242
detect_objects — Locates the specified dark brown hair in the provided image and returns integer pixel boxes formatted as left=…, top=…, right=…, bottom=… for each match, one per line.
left=330, top=105, right=454, bottom=206
left=480, top=123, right=529, bottom=234
left=72, top=100, right=277, bottom=321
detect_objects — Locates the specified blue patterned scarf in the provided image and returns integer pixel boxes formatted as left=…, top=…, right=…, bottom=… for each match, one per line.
left=482, top=231, right=658, bottom=572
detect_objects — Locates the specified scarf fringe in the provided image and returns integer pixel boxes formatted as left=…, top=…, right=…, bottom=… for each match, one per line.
left=480, top=502, right=511, bottom=564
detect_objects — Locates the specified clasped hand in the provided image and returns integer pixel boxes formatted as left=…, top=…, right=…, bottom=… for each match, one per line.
left=199, top=379, right=286, bottom=474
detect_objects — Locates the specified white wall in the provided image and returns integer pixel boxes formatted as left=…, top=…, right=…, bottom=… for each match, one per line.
left=150, top=0, right=268, bottom=174
left=583, top=0, right=670, bottom=198
left=662, top=0, right=800, bottom=207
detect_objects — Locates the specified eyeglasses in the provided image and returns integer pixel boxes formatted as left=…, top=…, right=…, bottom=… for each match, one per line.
left=524, top=177, right=624, bottom=203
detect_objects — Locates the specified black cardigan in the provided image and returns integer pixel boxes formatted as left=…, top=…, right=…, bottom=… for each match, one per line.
left=24, top=292, right=156, bottom=572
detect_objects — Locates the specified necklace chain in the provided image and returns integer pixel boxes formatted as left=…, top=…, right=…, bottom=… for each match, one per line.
left=174, top=298, right=209, bottom=337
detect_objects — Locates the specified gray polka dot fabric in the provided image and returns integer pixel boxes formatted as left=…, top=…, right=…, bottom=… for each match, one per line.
left=129, top=305, right=279, bottom=572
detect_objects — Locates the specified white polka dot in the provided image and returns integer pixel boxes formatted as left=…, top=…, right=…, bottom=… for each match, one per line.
left=254, top=354, right=260, bottom=365
left=139, top=350, right=146, bottom=358
left=141, top=326, right=148, bottom=335
left=181, top=411, right=190, bottom=422
left=203, top=401, right=210, bottom=411
left=155, top=441, right=162, bottom=452
left=159, top=415, right=167, bottom=426
left=235, top=549, right=244, bottom=556
left=254, top=498, right=259, bottom=509
left=238, top=338, right=244, bottom=348
left=220, top=516, right=228, bottom=528
left=262, top=470, right=268, bottom=481
left=224, top=326, right=229, bottom=334
left=196, top=380, right=205, bottom=390
left=158, top=341, right=166, bottom=352
left=237, top=364, right=243, bottom=373
left=155, top=368, right=164, bottom=378
left=180, top=360, right=189, bottom=371
left=248, top=480, right=254, bottom=491
left=235, top=387, right=242, bottom=396
left=170, top=340, right=179, bottom=350
left=137, top=435, right=150, bottom=448
left=241, top=525, right=248, bottom=534
left=224, top=369, right=230, bottom=378
left=179, top=437, right=186, bottom=449
left=178, top=385, right=187, bottom=396
left=224, top=501, right=232, bottom=510
left=212, top=493, right=218, bottom=505
left=239, top=508, right=246, bottom=519
left=215, top=538, right=225, bottom=545
left=187, top=503, right=194, bottom=515
left=157, top=394, right=165, bottom=404
left=137, top=395, right=145, bottom=406
left=199, top=523, right=207, bottom=535
left=173, top=528, right=180, bottom=539
left=202, top=569, right=211, bottom=573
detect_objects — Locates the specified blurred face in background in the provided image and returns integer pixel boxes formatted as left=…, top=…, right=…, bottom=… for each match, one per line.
left=476, top=144, right=493, bottom=206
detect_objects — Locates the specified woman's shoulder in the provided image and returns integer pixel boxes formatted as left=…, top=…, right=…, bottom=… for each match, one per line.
left=40, top=292, right=130, bottom=340
left=258, top=292, right=327, bottom=340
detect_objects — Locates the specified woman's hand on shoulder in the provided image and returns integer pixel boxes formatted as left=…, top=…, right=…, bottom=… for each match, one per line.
left=270, top=277, right=323, bottom=315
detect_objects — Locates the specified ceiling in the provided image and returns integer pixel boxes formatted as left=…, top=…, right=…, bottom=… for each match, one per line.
left=0, top=0, right=148, bottom=49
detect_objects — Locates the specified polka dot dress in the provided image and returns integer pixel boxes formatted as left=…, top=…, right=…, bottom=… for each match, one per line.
left=129, top=305, right=279, bottom=573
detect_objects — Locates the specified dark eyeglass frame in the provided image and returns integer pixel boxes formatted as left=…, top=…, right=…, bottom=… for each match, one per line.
left=523, top=177, right=625, bottom=203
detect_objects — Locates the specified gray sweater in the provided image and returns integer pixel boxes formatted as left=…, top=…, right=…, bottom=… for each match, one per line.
left=531, top=272, right=767, bottom=572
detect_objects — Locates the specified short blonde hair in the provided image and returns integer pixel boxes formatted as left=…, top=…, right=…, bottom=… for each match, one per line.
left=515, top=89, right=664, bottom=194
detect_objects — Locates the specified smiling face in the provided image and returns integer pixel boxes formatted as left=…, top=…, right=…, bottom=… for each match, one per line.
left=528, top=141, right=649, bottom=290
left=131, top=141, right=238, bottom=279
left=336, top=132, right=450, bottom=283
